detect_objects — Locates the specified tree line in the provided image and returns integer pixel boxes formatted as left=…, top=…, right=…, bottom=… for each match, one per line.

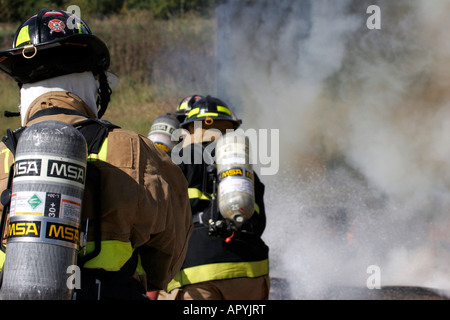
left=0, top=0, right=215, bottom=22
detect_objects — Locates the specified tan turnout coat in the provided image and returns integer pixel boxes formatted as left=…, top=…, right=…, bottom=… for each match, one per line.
left=0, top=91, right=192, bottom=292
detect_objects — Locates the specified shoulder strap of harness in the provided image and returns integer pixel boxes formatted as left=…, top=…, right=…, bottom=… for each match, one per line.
left=2, top=108, right=120, bottom=157
left=27, top=107, right=87, bottom=122
left=72, top=118, right=120, bottom=155
left=1, top=127, right=26, bottom=158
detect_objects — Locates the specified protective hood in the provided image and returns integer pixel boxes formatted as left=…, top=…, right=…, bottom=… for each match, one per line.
left=20, top=71, right=98, bottom=125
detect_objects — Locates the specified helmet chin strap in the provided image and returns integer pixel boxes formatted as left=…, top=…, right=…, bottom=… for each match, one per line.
left=97, top=70, right=111, bottom=119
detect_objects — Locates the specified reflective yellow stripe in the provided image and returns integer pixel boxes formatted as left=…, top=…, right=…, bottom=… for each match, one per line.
left=188, top=108, right=200, bottom=118
left=188, top=106, right=231, bottom=120
left=179, top=101, right=189, bottom=111
left=195, top=112, right=219, bottom=118
left=80, top=240, right=145, bottom=275
left=217, top=106, right=232, bottom=115
left=0, top=251, right=5, bottom=271
left=255, top=203, right=260, bottom=214
left=87, top=137, right=108, bottom=162
left=167, top=259, right=269, bottom=292
left=1, top=148, right=12, bottom=174
left=188, top=188, right=210, bottom=201
left=16, top=25, right=30, bottom=47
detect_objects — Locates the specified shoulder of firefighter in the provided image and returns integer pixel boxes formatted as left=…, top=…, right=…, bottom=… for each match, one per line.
left=167, top=138, right=269, bottom=292
left=0, top=91, right=193, bottom=296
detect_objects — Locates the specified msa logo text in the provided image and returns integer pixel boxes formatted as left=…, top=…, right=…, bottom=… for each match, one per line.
left=9, top=221, right=41, bottom=238
left=219, top=168, right=254, bottom=181
left=46, top=222, right=79, bottom=244
left=47, top=160, right=85, bottom=184
left=14, top=159, right=42, bottom=177
left=221, top=168, right=244, bottom=179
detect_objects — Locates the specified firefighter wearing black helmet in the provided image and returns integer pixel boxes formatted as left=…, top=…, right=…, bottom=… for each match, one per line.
left=159, top=95, right=270, bottom=300
left=0, top=9, right=192, bottom=300
left=174, top=95, right=204, bottom=123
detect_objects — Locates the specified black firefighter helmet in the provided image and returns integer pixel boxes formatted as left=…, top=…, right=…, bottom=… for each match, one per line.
left=0, top=9, right=112, bottom=117
left=181, top=95, right=242, bottom=129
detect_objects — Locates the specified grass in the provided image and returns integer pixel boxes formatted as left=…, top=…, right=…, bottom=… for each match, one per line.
left=0, top=10, right=217, bottom=136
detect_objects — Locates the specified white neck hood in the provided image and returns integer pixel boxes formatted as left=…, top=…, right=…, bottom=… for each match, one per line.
left=20, top=72, right=98, bottom=126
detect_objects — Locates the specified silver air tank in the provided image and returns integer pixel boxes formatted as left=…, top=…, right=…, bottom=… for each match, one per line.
left=1, top=120, right=87, bottom=300
left=148, top=115, right=180, bottom=153
left=215, top=131, right=255, bottom=228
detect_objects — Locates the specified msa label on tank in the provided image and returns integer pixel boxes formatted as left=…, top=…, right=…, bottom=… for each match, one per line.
left=45, top=221, right=79, bottom=245
left=10, top=191, right=82, bottom=223
left=9, top=220, right=41, bottom=238
left=13, top=155, right=86, bottom=187
left=220, top=168, right=244, bottom=179
left=14, top=159, right=42, bottom=177
left=219, top=167, right=254, bottom=181
left=7, top=217, right=80, bottom=248
left=47, top=159, right=85, bottom=184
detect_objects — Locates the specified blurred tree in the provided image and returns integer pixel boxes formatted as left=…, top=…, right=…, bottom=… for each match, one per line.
left=0, top=0, right=215, bottom=22
left=0, top=0, right=66, bottom=22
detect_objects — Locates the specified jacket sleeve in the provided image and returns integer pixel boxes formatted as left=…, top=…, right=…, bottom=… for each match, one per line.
left=0, top=142, right=14, bottom=269
left=0, top=142, right=13, bottom=213
left=135, top=137, right=193, bottom=291
left=244, top=173, right=267, bottom=237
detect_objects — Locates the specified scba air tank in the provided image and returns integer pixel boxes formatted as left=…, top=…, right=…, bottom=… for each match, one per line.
left=215, top=132, right=255, bottom=228
left=148, top=115, right=180, bottom=153
left=1, top=120, right=87, bottom=300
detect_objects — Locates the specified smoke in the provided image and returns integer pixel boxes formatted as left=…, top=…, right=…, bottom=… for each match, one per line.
left=216, top=0, right=450, bottom=299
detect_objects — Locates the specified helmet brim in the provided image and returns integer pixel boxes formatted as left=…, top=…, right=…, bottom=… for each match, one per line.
left=181, top=115, right=242, bottom=129
left=0, top=33, right=110, bottom=83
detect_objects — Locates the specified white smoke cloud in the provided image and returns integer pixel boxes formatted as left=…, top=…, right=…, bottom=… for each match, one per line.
left=216, top=0, right=450, bottom=299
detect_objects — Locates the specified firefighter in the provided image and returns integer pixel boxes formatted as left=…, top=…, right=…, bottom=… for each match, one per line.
left=0, top=9, right=192, bottom=299
left=159, top=95, right=270, bottom=300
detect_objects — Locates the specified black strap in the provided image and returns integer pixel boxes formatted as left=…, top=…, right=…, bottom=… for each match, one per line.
left=76, top=162, right=102, bottom=267
left=27, top=107, right=88, bottom=122
left=1, top=127, right=26, bottom=157
left=72, top=118, right=119, bottom=154
left=97, top=71, right=111, bottom=119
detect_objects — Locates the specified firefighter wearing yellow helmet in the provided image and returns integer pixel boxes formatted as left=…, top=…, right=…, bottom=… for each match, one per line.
left=159, top=95, right=270, bottom=300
